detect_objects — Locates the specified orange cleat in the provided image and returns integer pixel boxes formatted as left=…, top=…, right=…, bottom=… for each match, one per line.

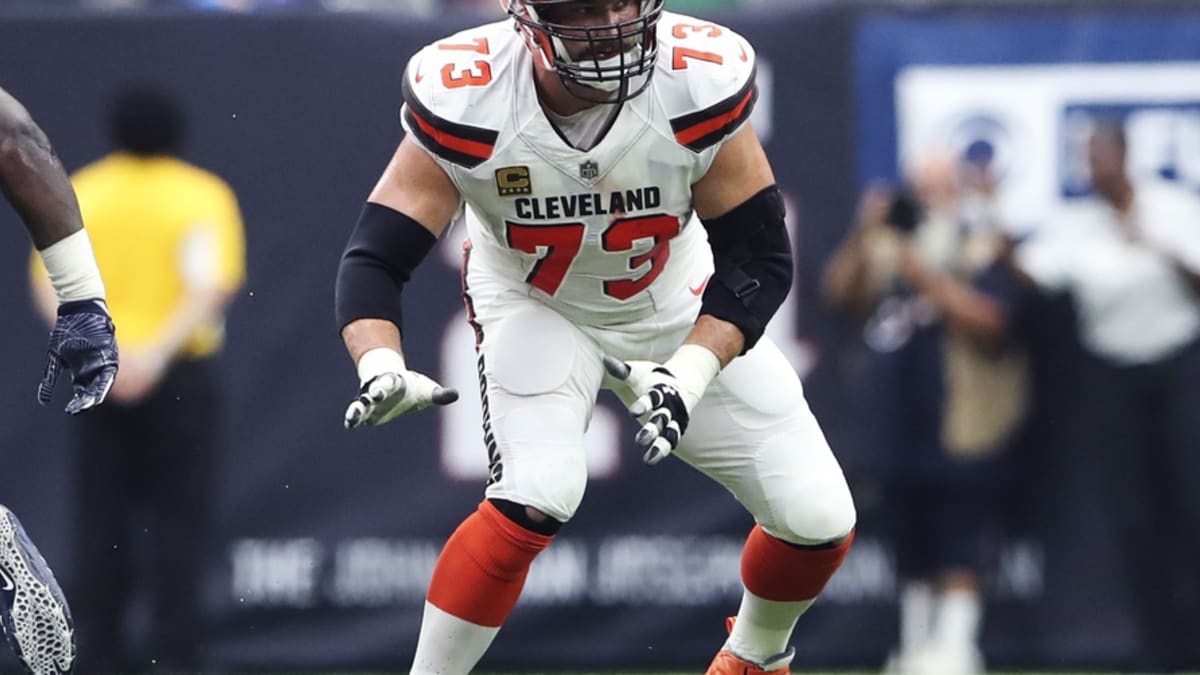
left=705, top=617, right=795, bottom=675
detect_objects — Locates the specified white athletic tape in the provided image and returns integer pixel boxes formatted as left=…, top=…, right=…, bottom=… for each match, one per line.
left=38, top=229, right=106, bottom=303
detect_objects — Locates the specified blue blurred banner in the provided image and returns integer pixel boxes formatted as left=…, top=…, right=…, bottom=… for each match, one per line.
left=0, top=4, right=1198, bottom=672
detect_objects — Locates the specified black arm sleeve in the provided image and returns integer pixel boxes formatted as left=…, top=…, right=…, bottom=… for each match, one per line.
left=334, top=202, right=438, bottom=335
left=699, top=185, right=793, bottom=353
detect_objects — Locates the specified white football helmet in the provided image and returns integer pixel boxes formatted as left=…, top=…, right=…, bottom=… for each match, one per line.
left=505, top=0, right=665, bottom=103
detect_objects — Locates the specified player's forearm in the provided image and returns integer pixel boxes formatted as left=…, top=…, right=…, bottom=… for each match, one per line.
left=342, top=318, right=403, bottom=365
left=683, top=314, right=744, bottom=368
left=0, top=103, right=84, bottom=249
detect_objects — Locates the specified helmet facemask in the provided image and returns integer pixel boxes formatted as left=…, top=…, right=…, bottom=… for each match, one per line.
left=507, top=0, right=665, bottom=104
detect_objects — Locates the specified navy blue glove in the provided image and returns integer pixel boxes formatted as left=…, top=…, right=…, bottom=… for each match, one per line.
left=38, top=300, right=118, bottom=414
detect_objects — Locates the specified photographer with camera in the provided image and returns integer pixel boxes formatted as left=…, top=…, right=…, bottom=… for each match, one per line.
left=823, top=148, right=1030, bottom=675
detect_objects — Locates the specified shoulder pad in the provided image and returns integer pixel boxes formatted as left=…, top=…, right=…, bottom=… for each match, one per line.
left=654, top=12, right=758, bottom=153
left=401, top=21, right=514, bottom=169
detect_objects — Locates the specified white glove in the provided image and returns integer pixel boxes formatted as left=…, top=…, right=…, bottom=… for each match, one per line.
left=603, top=344, right=721, bottom=465
left=344, top=347, right=459, bottom=429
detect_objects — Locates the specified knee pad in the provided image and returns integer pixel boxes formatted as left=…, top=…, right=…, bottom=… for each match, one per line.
left=747, top=427, right=857, bottom=545
left=770, top=477, right=857, bottom=545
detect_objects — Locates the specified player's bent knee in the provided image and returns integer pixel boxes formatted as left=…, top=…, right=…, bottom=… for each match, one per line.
left=772, top=480, right=857, bottom=546
left=486, top=405, right=588, bottom=522
left=513, top=448, right=587, bottom=523
left=488, top=463, right=586, bottom=524
left=750, top=438, right=857, bottom=545
left=489, top=498, right=563, bottom=535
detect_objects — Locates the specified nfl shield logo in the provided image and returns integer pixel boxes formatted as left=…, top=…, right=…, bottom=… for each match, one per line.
left=579, top=160, right=599, bottom=180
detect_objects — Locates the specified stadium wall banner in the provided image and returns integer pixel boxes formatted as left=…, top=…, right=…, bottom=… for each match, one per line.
left=0, top=4, right=1196, bottom=671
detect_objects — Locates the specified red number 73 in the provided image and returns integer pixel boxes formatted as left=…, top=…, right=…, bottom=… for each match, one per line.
left=505, top=214, right=680, bottom=300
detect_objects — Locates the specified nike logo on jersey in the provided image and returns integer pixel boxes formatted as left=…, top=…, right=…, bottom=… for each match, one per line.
left=515, top=187, right=661, bottom=221
left=0, top=566, right=14, bottom=593
left=413, top=65, right=424, bottom=83
left=689, top=274, right=711, bottom=296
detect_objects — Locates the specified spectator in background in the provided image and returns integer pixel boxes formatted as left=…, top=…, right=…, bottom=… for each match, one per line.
left=1011, top=121, right=1200, bottom=672
left=1, top=83, right=118, bottom=675
left=823, top=148, right=1029, bottom=675
left=31, top=85, right=246, bottom=674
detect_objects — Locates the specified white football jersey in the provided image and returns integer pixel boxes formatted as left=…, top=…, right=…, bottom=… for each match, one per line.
left=400, top=12, right=758, bottom=327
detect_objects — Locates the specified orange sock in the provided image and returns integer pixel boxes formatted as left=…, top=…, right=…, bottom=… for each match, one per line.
left=741, top=525, right=855, bottom=601
left=426, top=500, right=554, bottom=627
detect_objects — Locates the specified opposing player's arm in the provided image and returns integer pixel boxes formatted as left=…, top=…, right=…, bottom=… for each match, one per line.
left=2, top=86, right=117, bottom=413
left=335, top=135, right=462, bottom=428
left=0, top=87, right=84, bottom=249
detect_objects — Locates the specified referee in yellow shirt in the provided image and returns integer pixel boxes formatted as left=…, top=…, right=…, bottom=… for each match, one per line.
left=31, top=85, right=245, bottom=673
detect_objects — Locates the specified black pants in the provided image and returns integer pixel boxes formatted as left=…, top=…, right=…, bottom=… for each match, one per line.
left=69, top=358, right=221, bottom=674
left=1080, top=339, right=1200, bottom=672
left=888, top=459, right=1010, bottom=582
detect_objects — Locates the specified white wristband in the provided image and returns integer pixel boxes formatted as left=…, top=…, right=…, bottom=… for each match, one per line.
left=664, top=343, right=722, bottom=402
left=38, top=229, right=106, bottom=304
left=356, top=347, right=407, bottom=385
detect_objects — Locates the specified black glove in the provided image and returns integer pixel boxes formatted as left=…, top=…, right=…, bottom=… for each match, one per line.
left=602, top=344, right=721, bottom=465
left=38, top=299, right=118, bottom=414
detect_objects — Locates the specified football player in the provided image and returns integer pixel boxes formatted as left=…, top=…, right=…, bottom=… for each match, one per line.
left=334, top=2, right=856, bottom=673
left=0, top=85, right=117, bottom=675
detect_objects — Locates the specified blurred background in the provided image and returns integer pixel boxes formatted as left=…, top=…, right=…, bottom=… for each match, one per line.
left=3, top=0, right=1200, bottom=672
